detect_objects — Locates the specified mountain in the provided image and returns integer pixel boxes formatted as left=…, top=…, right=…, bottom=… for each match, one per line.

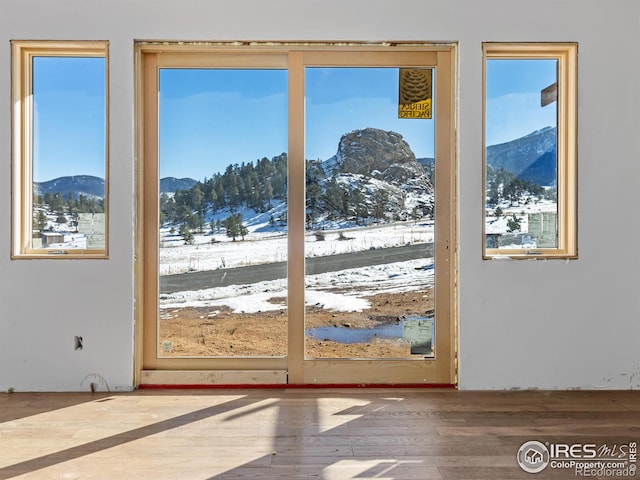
left=486, top=126, right=556, bottom=186
left=325, top=128, right=432, bottom=189
left=34, top=175, right=104, bottom=199
left=158, top=128, right=434, bottom=230
left=417, top=157, right=435, bottom=168
left=326, top=128, right=418, bottom=175
left=160, top=177, right=198, bottom=193
left=314, top=128, right=434, bottom=222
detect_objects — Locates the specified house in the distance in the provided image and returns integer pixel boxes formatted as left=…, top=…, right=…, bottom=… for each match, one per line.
left=41, top=232, right=65, bottom=247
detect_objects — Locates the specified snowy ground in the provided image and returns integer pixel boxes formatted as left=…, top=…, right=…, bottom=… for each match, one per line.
left=160, top=257, right=434, bottom=314
left=160, top=220, right=434, bottom=275
left=159, top=220, right=435, bottom=314
left=485, top=198, right=557, bottom=235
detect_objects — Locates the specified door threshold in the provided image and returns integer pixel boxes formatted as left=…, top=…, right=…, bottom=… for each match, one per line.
left=139, top=370, right=456, bottom=389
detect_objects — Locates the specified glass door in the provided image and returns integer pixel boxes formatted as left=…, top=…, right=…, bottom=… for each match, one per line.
left=139, top=45, right=456, bottom=386
left=157, top=67, right=289, bottom=358
left=291, top=50, right=455, bottom=384
left=140, top=50, right=291, bottom=381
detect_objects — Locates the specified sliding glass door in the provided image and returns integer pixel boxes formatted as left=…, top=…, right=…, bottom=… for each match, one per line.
left=139, top=44, right=456, bottom=385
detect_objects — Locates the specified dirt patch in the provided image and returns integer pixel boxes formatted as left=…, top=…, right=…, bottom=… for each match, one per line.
left=159, top=289, right=433, bottom=358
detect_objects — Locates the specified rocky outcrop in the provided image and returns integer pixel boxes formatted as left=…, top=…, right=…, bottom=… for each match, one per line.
left=326, top=128, right=432, bottom=192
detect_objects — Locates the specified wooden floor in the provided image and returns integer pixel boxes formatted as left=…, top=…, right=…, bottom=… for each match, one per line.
left=0, top=389, right=638, bottom=479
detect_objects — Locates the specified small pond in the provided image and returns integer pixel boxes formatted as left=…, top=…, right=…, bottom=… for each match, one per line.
left=306, top=316, right=434, bottom=353
left=306, top=323, right=403, bottom=344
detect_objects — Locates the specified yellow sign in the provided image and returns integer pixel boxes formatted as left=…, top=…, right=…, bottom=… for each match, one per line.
left=398, top=68, right=432, bottom=119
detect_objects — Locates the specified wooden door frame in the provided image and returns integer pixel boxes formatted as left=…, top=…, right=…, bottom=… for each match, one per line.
left=134, top=42, right=458, bottom=387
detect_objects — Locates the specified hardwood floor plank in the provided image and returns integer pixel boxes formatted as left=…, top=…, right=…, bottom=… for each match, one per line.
left=352, top=445, right=504, bottom=457
left=438, top=466, right=569, bottom=479
left=297, top=434, right=505, bottom=447
left=0, top=389, right=638, bottom=480
left=436, top=425, right=640, bottom=436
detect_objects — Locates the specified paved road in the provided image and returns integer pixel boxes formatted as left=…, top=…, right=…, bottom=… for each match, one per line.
left=160, top=243, right=434, bottom=294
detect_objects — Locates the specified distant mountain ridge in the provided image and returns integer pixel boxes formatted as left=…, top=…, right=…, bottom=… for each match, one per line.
left=417, top=157, right=435, bottom=168
left=486, top=126, right=557, bottom=186
left=34, top=175, right=105, bottom=199
left=35, top=175, right=199, bottom=198
left=36, top=128, right=552, bottom=208
left=160, top=177, right=198, bottom=193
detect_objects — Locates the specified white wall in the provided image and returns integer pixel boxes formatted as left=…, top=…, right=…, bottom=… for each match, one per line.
left=1, top=0, right=638, bottom=391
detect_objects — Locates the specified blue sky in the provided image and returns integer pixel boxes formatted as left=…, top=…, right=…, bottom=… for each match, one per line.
left=33, top=56, right=105, bottom=183
left=305, top=68, right=434, bottom=163
left=33, top=59, right=557, bottom=182
left=485, top=59, right=557, bottom=146
left=159, top=67, right=435, bottom=180
left=159, top=69, right=288, bottom=180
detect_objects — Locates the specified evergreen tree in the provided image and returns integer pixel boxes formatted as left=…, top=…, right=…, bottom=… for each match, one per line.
left=178, top=223, right=194, bottom=244
left=175, top=204, right=192, bottom=227
left=227, top=176, right=240, bottom=211
left=208, top=185, right=217, bottom=212
left=350, top=188, right=368, bottom=224
left=506, top=214, right=521, bottom=233
left=263, top=182, right=273, bottom=209
left=44, top=192, right=65, bottom=212
left=159, top=193, right=176, bottom=224
left=323, top=178, right=349, bottom=219
left=190, top=183, right=206, bottom=232
left=34, top=210, right=48, bottom=230
left=214, top=178, right=225, bottom=210
left=223, top=213, right=247, bottom=241
left=239, top=219, right=248, bottom=240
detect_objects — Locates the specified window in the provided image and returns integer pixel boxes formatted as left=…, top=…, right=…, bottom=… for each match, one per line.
left=12, top=41, right=109, bottom=258
left=483, top=43, right=577, bottom=259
